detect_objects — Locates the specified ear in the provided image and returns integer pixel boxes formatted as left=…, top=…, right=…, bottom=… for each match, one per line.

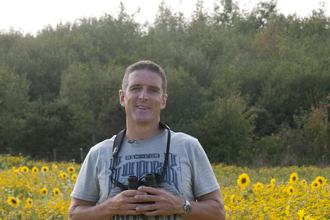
left=119, top=90, right=125, bottom=107
left=161, top=94, right=167, bottom=110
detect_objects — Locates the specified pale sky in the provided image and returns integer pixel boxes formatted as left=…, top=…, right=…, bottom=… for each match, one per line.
left=0, top=0, right=329, bottom=36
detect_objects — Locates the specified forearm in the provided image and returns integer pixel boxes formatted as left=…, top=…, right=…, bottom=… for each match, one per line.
left=183, top=199, right=226, bottom=220
left=135, top=187, right=226, bottom=220
left=69, top=202, right=115, bottom=220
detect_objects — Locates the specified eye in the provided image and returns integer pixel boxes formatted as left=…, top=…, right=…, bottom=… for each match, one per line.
left=149, top=87, right=160, bottom=93
left=130, top=87, right=141, bottom=91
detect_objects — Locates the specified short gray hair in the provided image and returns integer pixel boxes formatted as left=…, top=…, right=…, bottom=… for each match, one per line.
left=122, top=60, right=167, bottom=95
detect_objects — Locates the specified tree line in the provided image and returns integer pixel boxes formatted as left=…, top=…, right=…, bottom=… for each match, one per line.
left=0, top=0, right=329, bottom=166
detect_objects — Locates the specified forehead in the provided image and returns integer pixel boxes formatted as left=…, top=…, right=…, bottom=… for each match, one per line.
left=127, top=70, right=163, bottom=88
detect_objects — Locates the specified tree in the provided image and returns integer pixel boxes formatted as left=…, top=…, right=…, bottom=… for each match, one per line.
left=0, top=65, right=30, bottom=150
left=161, top=66, right=207, bottom=131
left=193, top=95, right=256, bottom=163
left=60, top=61, right=125, bottom=149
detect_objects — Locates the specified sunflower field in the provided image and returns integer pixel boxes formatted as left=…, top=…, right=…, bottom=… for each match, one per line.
left=214, top=164, right=330, bottom=220
left=1, top=156, right=330, bottom=219
left=0, top=155, right=79, bottom=219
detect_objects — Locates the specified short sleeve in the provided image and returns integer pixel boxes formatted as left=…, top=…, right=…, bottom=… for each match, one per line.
left=191, top=141, right=220, bottom=198
left=70, top=148, right=100, bottom=202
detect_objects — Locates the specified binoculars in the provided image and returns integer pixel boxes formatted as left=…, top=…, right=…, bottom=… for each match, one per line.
left=127, top=173, right=158, bottom=205
left=127, top=173, right=158, bottom=190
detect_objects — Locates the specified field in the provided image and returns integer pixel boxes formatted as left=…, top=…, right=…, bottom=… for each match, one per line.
left=0, top=156, right=329, bottom=219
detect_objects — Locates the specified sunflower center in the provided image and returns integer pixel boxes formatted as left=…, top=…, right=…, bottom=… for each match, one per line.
left=11, top=199, right=17, bottom=204
left=242, top=178, right=246, bottom=184
left=293, top=177, right=296, bottom=181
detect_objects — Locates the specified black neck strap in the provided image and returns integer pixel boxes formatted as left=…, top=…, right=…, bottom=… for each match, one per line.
left=110, top=121, right=171, bottom=190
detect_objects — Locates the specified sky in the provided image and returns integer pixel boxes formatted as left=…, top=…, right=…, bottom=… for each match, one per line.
left=0, top=0, right=329, bottom=36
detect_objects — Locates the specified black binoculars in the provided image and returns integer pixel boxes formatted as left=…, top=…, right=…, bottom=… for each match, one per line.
left=127, top=173, right=158, bottom=190
left=127, top=173, right=158, bottom=205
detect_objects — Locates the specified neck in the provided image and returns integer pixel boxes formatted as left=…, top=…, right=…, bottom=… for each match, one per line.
left=125, top=121, right=163, bottom=141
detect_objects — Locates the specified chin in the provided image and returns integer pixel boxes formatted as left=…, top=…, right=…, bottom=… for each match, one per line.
left=133, top=118, right=156, bottom=126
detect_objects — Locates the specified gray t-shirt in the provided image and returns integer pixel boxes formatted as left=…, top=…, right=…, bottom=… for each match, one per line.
left=71, top=129, right=220, bottom=220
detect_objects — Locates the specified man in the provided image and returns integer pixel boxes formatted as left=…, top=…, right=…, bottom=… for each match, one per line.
left=69, top=60, right=226, bottom=220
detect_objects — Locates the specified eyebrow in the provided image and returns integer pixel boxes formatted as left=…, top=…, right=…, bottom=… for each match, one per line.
left=129, top=84, right=161, bottom=91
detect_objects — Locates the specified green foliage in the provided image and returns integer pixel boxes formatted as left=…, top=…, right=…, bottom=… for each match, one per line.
left=22, top=100, right=73, bottom=157
left=60, top=60, right=125, bottom=148
left=0, top=1, right=329, bottom=165
left=161, top=66, right=207, bottom=131
left=193, top=95, right=256, bottom=163
left=0, top=65, right=30, bottom=149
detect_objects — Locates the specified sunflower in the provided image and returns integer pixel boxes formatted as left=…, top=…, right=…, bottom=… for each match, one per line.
left=53, top=188, right=60, bottom=196
left=60, top=172, right=68, bottom=179
left=287, top=186, right=294, bottom=196
left=67, top=167, right=75, bottom=174
left=52, top=164, right=58, bottom=170
left=41, top=166, right=49, bottom=173
left=254, top=182, right=264, bottom=191
left=311, top=180, right=319, bottom=190
left=289, top=173, right=298, bottom=185
left=20, top=166, right=29, bottom=173
left=230, top=195, right=235, bottom=203
left=315, top=176, right=325, bottom=186
left=225, top=205, right=229, bottom=218
left=13, top=169, right=19, bottom=175
left=32, top=167, right=39, bottom=173
left=26, top=198, right=33, bottom=208
left=237, top=173, right=250, bottom=188
left=8, top=197, right=19, bottom=207
left=297, top=209, right=305, bottom=220
left=270, top=178, right=276, bottom=186
left=25, top=185, right=32, bottom=192
left=72, top=174, right=77, bottom=181
left=285, top=205, right=291, bottom=217
left=40, top=188, right=48, bottom=195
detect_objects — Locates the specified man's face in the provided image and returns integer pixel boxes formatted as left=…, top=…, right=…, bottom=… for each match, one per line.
left=119, top=70, right=167, bottom=126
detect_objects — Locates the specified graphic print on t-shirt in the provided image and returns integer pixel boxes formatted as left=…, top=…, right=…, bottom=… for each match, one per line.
left=108, top=152, right=182, bottom=196
left=108, top=152, right=183, bottom=220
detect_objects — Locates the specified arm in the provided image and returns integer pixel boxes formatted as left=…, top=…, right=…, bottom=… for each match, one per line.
left=134, top=187, right=226, bottom=220
left=190, top=189, right=226, bottom=220
left=68, top=190, right=148, bottom=220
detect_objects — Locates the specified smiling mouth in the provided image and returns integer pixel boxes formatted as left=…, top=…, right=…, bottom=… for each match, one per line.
left=137, top=106, right=150, bottom=109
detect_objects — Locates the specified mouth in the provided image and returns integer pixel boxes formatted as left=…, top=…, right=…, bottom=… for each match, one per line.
left=136, top=105, right=150, bottom=110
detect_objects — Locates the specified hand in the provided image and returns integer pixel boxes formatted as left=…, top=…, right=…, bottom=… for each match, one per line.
left=103, top=190, right=148, bottom=216
left=134, top=187, right=185, bottom=216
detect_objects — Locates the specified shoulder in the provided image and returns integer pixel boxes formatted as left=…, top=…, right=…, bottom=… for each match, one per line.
left=170, top=131, right=202, bottom=150
left=171, top=131, right=198, bottom=142
left=87, top=136, right=116, bottom=157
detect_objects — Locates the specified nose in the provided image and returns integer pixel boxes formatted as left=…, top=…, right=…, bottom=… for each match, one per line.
left=139, top=87, right=149, bottom=100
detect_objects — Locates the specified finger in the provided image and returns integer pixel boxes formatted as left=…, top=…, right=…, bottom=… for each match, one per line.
left=122, top=190, right=148, bottom=197
left=141, top=209, right=163, bottom=216
left=137, top=186, right=161, bottom=195
left=134, top=194, right=160, bottom=203
left=135, top=203, right=158, bottom=212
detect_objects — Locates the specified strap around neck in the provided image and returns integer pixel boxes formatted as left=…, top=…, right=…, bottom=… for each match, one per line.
left=110, top=122, right=171, bottom=189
